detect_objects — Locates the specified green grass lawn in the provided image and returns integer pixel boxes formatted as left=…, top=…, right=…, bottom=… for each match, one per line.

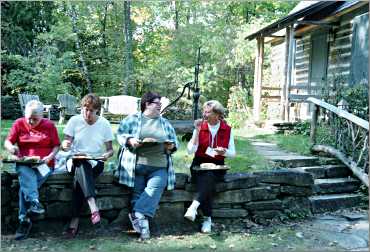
left=1, top=119, right=270, bottom=173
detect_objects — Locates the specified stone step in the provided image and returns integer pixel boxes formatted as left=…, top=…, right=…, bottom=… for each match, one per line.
left=314, top=177, right=361, bottom=194
left=291, top=165, right=350, bottom=179
left=267, top=155, right=320, bottom=168
left=309, top=193, right=363, bottom=213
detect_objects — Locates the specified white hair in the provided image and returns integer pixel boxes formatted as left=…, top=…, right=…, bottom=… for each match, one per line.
left=25, top=100, right=44, bottom=117
left=203, top=100, right=225, bottom=118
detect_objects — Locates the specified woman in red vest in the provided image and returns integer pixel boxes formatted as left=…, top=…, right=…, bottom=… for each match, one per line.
left=184, top=100, right=235, bottom=233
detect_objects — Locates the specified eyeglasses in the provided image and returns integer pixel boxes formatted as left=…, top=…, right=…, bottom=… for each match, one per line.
left=150, top=101, right=162, bottom=106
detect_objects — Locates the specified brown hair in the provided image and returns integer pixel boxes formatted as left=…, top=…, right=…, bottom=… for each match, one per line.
left=81, top=93, right=101, bottom=111
left=140, top=91, right=161, bottom=112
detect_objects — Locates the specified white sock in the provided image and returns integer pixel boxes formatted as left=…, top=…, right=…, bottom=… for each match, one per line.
left=135, top=211, right=145, bottom=219
left=189, top=200, right=200, bottom=210
left=204, top=216, right=211, bottom=223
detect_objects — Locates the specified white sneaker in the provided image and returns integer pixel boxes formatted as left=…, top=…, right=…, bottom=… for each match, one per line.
left=128, top=213, right=141, bottom=233
left=139, top=218, right=150, bottom=239
left=184, top=207, right=197, bottom=222
left=201, top=217, right=212, bottom=233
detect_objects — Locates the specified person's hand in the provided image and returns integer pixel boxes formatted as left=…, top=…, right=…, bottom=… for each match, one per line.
left=101, top=152, right=112, bottom=161
left=9, top=145, right=19, bottom=155
left=164, top=142, right=175, bottom=153
left=214, top=147, right=226, bottom=156
left=194, top=119, right=203, bottom=131
left=62, top=140, right=72, bottom=151
left=42, top=154, right=54, bottom=165
left=128, top=138, right=142, bottom=148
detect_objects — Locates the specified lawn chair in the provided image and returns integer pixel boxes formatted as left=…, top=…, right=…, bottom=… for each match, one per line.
left=57, top=93, right=79, bottom=124
left=18, top=93, right=52, bottom=119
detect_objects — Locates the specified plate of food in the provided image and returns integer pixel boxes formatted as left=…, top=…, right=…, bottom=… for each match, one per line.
left=72, top=153, right=105, bottom=160
left=193, top=163, right=230, bottom=171
left=3, top=156, right=43, bottom=165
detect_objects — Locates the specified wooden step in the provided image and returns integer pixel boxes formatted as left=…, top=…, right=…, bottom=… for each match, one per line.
left=309, top=193, right=363, bottom=213
left=314, top=178, right=361, bottom=194
left=291, top=165, right=350, bottom=179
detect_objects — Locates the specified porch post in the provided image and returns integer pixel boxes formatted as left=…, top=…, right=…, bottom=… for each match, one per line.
left=281, top=24, right=294, bottom=122
left=253, top=36, right=264, bottom=122
left=284, top=24, right=294, bottom=122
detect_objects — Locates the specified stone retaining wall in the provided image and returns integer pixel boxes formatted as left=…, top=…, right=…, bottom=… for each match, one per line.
left=1, top=169, right=314, bottom=234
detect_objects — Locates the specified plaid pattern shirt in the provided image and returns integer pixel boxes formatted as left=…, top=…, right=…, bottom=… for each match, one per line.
left=116, top=112, right=178, bottom=190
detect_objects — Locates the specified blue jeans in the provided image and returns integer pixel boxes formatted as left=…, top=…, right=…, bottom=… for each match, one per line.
left=16, top=164, right=51, bottom=221
left=131, top=164, right=168, bottom=218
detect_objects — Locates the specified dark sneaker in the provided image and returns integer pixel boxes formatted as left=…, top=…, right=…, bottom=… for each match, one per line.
left=128, top=213, right=141, bottom=233
left=15, top=220, right=32, bottom=240
left=28, top=201, right=45, bottom=215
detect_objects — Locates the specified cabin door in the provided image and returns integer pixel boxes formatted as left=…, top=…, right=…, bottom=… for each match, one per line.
left=308, top=31, right=328, bottom=113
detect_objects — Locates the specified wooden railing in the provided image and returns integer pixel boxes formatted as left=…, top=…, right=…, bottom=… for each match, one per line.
left=308, top=97, right=369, bottom=187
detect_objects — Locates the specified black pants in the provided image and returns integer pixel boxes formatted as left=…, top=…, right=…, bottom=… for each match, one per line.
left=71, top=160, right=104, bottom=217
left=190, top=156, right=226, bottom=217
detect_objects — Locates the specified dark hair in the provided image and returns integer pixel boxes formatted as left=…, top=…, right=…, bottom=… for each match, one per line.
left=140, top=91, right=161, bottom=112
left=81, top=93, right=101, bottom=111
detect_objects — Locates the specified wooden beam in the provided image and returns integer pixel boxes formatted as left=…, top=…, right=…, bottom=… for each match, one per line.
left=312, top=144, right=369, bottom=187
left=253, top=37, right=264, bottom=122
left=296, top=20, right=339, bottom=28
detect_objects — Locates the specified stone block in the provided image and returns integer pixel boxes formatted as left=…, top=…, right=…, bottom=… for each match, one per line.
left=244, top=199, right=283, bottom=210
left=282, top=196, right=311, bottom=217
left=96, top=196, right=129, bottom=210
left=111, top=208, right=130, bottom=228
left=154, top=202, right=185, bottom=226
left=45, top=187, right=73, bottom=201
left=214, top=189, right=252, bottom=204
left=280, top=185, right=313, bottom=196
left=44, top=173, right=72, bottom=184
left=255, top=169, right=314, bottom=186
left=46, top=202, right=73, bottom=218
left=96, top=172, right=115, bottom=184
left=216, top=173, right=258, bottom=192
left=309, top=194, right=362, bottom=214
left=96, top=185, right=131, bottom=196
left=101, top=209, right=119, bottom=221
left=175, top=173, right=188, bottom=189
left=212, top=208, right=248, bottom=218
left=250, top=186, right=278, bottom=201
left=161, top=190, right=193, bottom=202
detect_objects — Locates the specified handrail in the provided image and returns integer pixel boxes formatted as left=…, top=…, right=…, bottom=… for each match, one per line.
left=307, top=97, right=369, bottom=130
left=308, top=97, right=369, bottom=187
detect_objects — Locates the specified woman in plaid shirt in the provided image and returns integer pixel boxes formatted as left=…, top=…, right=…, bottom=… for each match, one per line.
left=116, top=91, right=178, bottom=239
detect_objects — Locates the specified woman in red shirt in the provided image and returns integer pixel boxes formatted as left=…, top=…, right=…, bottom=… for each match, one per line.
left=184, top=100, right=236, bottom=233
left=4, top=100, right=60, bottom=240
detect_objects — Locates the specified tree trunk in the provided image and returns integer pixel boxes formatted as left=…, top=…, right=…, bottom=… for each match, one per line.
left=173, top=0, right=179, bottom=30
left=123, top=0, right=134, bottom=96
left=69, top=4, right=93, bottom=94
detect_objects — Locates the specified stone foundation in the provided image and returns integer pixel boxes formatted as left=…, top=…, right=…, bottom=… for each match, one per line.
left=1, top=169, right=315, bottom=234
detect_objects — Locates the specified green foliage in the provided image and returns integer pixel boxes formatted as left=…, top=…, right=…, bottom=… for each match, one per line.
left=290, top=121, right=311, bottom=136
left=1, top=0, right=297, bottom=106
left=341, top=84, right=369, bottom=120
left=226, top=86, right=251, bottom=128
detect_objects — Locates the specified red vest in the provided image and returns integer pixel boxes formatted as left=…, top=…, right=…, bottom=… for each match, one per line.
left=195, top=120, right=231, bottom=161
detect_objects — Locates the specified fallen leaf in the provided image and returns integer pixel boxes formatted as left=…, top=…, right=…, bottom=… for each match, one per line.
left=295, top=232, right=303, bottom=238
